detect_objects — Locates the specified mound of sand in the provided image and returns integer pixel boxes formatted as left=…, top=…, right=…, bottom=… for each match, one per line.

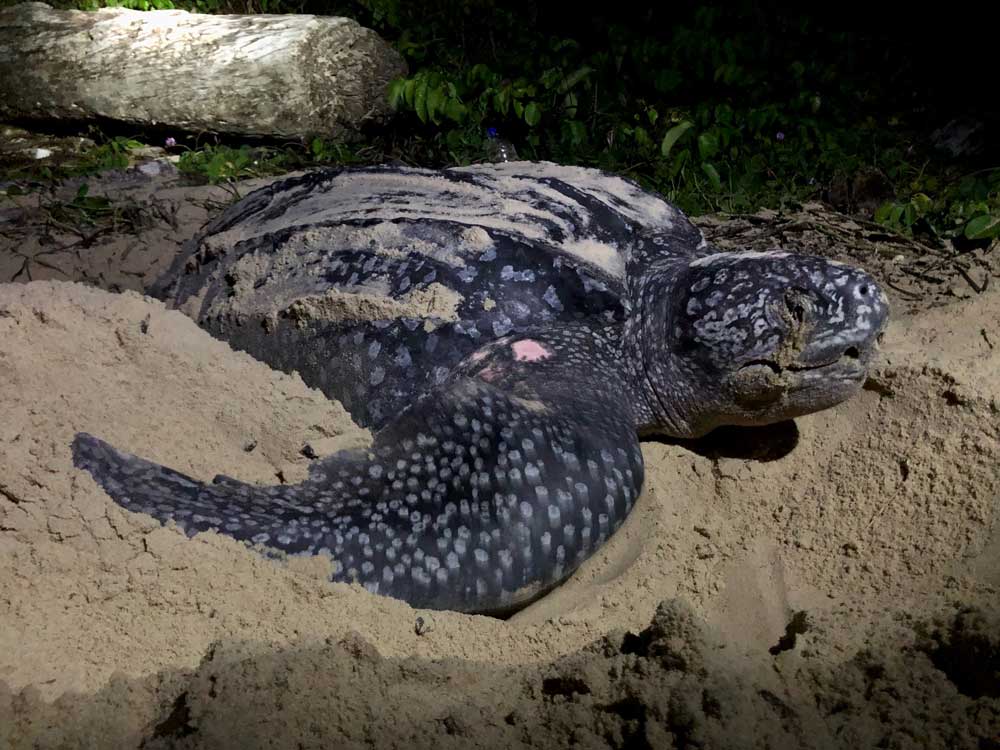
left=0, top=164, right=998, bottom=748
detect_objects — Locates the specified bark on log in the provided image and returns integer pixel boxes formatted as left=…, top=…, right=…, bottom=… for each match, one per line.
left=0, top=2, right=407, bottom=139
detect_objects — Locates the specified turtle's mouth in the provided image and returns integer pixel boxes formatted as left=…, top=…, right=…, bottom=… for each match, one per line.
left=731, top=342, right=877, bottom=412
left=738, top=329, right=886, bottom=381
left=738, top=344, right=866, bottom=378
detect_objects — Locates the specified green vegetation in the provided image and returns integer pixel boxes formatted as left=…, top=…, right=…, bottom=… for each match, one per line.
left=2, top=0, right=996, bottom=245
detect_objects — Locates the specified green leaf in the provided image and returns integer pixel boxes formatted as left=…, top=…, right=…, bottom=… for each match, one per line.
left=563, top=92, right=578, bottom=118
left=402, top=78, right=416, bottom=107
left=513, top=81, right=536, bottom=98
left=901, top=203, right=916, bottom=227
left=444, top=99, right=467, bottom=123
left=468, top=63, right=494, bottom=85
left=965, top=214, right=1000, bottom=240
left=558, top=65, right=593, bottom=93
left=387, top=78, right=406, bottom=109
left=562, top=120, right=586, bottom=146
left=426, top=86, right=446, bottom=125
left=910, top=192, right=932, bottom=214
left=698, top=132, right=719, bottom=161
left=539, top=67, right=562, bottom=90
left=874, top=202, right=895, bottom=225
left=513, top=100, right=524, bottom=118
left=524, top=101, right=541, bottom=127
left=413, top=77, right=429, bottom=123
left=701, top=162, right=722, bottom=191
left=669, top=148, right=690, bottom=179
left=495, top=86, right=512, bottom=117
left=660, top=120, right=693, bottom=158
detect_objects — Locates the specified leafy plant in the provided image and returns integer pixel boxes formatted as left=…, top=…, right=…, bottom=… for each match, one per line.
left=176, top=144, right=290, bottom=182
left=876, top=169, right=1000, bottom=241
left=4, top=0, right=993, bottom=246
left=57, top=183, right=114, bottom=225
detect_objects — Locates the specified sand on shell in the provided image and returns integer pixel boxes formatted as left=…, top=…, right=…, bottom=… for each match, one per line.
left=0, top=163, right=998, bottom=749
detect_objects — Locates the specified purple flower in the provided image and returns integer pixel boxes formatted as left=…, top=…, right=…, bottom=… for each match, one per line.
left=165, top=137, right=177, bottom=148
left=775, top=131, right=785, bottom=141
left=486, top=127, right=498, bottom=139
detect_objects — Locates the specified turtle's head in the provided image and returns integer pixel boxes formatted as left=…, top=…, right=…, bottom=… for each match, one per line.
left=637, top=251, right=889, bottom=438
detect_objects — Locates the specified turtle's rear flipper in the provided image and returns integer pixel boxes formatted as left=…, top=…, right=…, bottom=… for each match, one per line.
left=73, top=432, right=210, bottom=537
left=71, top=432, right=317, bottom=552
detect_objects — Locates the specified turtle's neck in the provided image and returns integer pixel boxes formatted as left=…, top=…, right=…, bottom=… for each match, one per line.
left=620, top=321, right=693, bottom=437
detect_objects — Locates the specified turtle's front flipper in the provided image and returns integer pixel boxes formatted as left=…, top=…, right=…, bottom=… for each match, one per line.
left=330, top=376, right=646, bottom=613
left=72, top=374, right=643, bottom=614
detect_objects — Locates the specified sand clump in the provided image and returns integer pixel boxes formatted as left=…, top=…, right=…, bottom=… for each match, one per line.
left=0, top=165, right=998, bottom=748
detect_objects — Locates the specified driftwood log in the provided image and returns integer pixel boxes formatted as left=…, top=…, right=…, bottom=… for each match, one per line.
left=0, top=2, right=406, bottom=138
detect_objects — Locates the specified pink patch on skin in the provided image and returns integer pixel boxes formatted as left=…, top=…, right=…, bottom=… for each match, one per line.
left=477, top=365, right=501, bottom=382
left=512, top=339, right=551, bottom=362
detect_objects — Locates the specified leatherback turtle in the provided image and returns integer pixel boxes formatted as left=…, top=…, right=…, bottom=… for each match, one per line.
left=72, top=162, right=889, bottom=615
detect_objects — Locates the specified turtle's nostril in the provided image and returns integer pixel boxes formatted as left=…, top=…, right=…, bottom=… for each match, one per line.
left=844, top=346, right=860, bottom=360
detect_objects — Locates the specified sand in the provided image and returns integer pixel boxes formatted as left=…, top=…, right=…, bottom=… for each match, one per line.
left=0, top=163, right=997, bottom=749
